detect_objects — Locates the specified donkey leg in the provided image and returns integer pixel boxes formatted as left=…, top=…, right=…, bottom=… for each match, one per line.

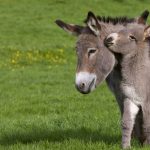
left=134, top=109, right=145, bottom=145
left=143, top=103, right=150, bottom=145
left=122, top=99, right=139, bottom=149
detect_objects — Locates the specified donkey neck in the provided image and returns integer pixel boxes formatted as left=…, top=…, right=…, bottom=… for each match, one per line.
left=121, top=44, right=149, bottom=85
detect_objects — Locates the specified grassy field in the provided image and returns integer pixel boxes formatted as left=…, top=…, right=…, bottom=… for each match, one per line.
left=0, top=0, right=150, bottom=149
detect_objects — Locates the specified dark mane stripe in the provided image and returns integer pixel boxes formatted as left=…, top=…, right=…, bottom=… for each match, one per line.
left=97, top=16, right=135, bottom=25
left=84, top=16, right=135, bottom=25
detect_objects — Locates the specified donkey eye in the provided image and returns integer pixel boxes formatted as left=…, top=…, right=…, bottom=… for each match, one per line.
left=88, top=48, right=97, bottom=57
left=129, top=35, right=136, bottom=41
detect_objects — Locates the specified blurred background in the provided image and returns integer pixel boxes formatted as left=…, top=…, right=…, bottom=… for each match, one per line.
left=0, top=0, right=149, bottom=150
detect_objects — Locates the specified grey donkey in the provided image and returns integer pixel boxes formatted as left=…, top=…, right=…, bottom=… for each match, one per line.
left=55, top=10, right=149, bottom=148
left=105, top=24, right=150, bottom=148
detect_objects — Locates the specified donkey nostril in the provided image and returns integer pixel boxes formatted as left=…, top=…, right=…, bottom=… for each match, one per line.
left=104, top=37, right=114, bottom=47
left=80, top=83, right=85, bottom=89
left=106, top=37, right=113, bottom=43
left=79, top=83, right=85, bottom=90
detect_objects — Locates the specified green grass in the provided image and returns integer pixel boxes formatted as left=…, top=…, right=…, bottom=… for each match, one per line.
left=0, top=0, right=150, bottom=149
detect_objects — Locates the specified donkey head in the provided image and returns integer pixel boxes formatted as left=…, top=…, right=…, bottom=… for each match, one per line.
left=56, top=12, right=116, bottom=94
left=104, top=24, right=150, bottom=55
left=55, top=10, right=149, bottom=94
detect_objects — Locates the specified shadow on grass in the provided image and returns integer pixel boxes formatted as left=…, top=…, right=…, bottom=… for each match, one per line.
left=0, top=127, right=120, bottom=146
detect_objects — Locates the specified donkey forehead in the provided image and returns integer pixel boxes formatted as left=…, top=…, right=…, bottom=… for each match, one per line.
left=78, top=34, right=98, bottom=42
left=119, top=25, right=145, bottom=37
left=77, top=34, right=101, bottom=48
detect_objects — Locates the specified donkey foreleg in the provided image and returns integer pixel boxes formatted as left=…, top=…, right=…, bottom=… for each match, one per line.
left=122, top=99, right=139, bottom=149
left=143, top=103, right=150, bottom=145
left=133, top=109, right=145, bottom=145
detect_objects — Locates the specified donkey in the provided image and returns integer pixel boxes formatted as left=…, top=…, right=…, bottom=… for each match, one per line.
left=105, top=24, right=150, bottom=148
left=55, top=10, right=149, bottom=148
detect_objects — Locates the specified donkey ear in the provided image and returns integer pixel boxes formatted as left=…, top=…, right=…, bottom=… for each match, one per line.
left=137, top=10, right=149, bottom=24
left=55, top=20, right=83, bottom=36
left=144, top=25, right=150, bottom=40
left=85, top=11, right=101, bottom=36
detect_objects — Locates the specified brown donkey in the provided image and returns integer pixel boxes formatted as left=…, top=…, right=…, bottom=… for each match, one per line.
left=105, top=24, right=150, bottom=148
left=55, top=10, right=149, bottom=148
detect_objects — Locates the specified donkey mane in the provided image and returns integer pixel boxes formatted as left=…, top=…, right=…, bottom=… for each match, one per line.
left=97, top=16, right=135, bottom=25
left=84, top=16, right=135, bottom=25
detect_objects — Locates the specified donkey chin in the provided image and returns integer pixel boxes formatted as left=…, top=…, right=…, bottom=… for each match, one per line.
left=75, top=71, right=97, bottom=94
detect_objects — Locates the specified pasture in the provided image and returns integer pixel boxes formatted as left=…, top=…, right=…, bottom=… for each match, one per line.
left=0, top=0, right=150, bottom=149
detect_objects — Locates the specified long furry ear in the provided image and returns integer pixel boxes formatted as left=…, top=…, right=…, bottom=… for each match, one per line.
left=55, top=20, right=83, bottom=36
left=137, top=10, right=149, bottom=24
left=85, top=11, right=101, bottom=36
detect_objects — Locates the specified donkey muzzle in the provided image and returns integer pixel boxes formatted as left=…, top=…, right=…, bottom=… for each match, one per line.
left=75, top=72, right=97, bottom=94
left=104, top=33, right=119, bottom=47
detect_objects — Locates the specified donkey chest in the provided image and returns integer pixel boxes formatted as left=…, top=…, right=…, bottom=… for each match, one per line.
left=122, top=85, right=143, bottom=106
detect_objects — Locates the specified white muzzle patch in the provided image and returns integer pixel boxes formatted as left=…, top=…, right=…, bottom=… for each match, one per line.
left=76, top=71, right=97, bottom=93
left=107, top=33, right=119, bottom=45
